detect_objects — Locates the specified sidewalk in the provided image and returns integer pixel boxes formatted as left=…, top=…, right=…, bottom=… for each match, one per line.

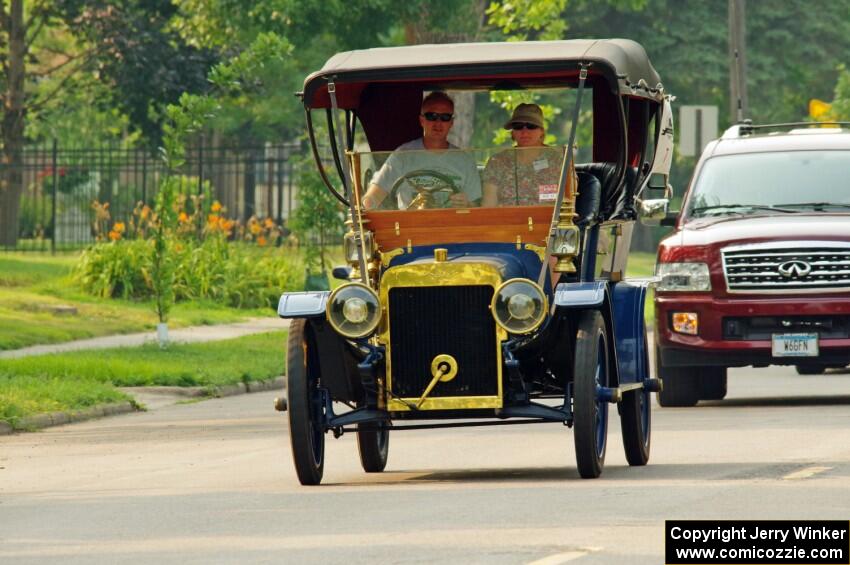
left=0, top=316, right=290, bottom=359
left=0, top=316, right=290, bottom=435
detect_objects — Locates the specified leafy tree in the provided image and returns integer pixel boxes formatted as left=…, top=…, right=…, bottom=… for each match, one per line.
left=1, top=0, right=218, bottom=246
left=57, top=0, right=218, bottom=146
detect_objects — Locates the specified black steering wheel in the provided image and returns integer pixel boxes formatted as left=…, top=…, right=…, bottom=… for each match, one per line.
left=388, top=169, right=461, bottom=210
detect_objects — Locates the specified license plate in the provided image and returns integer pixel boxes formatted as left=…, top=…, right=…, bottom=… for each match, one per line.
left=771, top=333, right=819, bottom=357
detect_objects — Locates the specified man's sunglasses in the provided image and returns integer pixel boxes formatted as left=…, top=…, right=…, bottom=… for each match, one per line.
left=511, top=122, right=541, bottom=130
left=422, top=112, right=454, bottom=122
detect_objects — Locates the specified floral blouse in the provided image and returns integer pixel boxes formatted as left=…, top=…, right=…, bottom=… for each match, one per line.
left=482, top=146, right=575, bottom=206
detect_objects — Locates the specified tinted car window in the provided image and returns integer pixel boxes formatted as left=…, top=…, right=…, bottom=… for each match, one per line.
left=685, top=150, right=850, bottom=218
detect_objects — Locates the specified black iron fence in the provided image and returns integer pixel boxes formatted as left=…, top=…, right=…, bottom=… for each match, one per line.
left=3, top=140, right=304, bottom=251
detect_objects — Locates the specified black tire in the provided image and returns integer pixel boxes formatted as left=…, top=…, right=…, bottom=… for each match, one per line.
left=620, top=330, right=651, bottom=466
left=287, top=319, right=325, bottom=486
left=357, top=422, right=390, bottom=473
left=655, top=346, right=700, bottom=407
left=796, top=365, right=825, bottom=375
left=573, top=310, right=609, bottom=479
left=699, top=367, right=728, bottom=400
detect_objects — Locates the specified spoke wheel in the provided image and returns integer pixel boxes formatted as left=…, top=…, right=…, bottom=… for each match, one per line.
left=286, top=319, right=325, bottom=485
left=357, top=421, right=390, bottom=473
left=388, top=169, right=460, bottom=209
left=620, top=330, right=651, bottom=466
left=573, top=310, right=609, bottom=479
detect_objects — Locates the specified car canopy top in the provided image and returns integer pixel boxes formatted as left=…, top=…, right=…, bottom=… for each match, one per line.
left=301, top=39, right=665, bottom=162
left=302, top=38, right=664, bottom=110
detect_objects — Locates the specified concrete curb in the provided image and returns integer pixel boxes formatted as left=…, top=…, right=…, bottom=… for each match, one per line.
left=0, top=376, right=285, bottom=436
left=123, top=376, right=285, bottom=399
left=7, top=401, right=138, bottom=434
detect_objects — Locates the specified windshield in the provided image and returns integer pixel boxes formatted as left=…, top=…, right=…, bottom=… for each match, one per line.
left=685, top=150, right=850, bottom=218
left=354, top=146, right=573, bottom=211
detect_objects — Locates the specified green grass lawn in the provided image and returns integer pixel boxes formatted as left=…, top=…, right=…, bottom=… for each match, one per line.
left=0, top=252, right=276, bottom=350
left=0, top=331, right=287, bottom=428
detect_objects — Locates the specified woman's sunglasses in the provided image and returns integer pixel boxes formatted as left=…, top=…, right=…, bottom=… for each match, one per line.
left=511, top=122, right=541, bottom=130
left=422, top=112, right=454, bottom=122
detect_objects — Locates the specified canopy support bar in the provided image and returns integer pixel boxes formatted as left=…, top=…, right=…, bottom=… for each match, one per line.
left=325, top=108, right=348, bottom=195
left=328, top=77, right=368, bottom=283
left=538, top=63, right=590, bottom=288
left=305, top=107, right=348, bottom=206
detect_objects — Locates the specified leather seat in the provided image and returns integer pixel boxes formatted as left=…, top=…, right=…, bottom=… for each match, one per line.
left=575, top=163, right=638, bottom=220
left=575, top=172, right=601, bottom=226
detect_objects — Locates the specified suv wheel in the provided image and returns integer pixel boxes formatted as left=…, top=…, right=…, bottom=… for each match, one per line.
left=795, top=365, right=825, bottom=375
left=656, top=346, right=699, bottom=407
left=698, top=367, right=727, bottom=400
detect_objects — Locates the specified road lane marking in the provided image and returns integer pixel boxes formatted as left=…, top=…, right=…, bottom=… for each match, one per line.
left=782, top=466, right=832, bottom=480
left=527, top=547, right=602, bottom=565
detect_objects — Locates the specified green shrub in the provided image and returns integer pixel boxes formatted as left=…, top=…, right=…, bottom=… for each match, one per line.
left=76, top=238, right=153, bottom=299
left=75, top=238, right=304, bottom=309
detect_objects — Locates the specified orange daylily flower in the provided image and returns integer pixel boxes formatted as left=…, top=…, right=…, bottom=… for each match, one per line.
left=211, top=201, right=223, bottom=212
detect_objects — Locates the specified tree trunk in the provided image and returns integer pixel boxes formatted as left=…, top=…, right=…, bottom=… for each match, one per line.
left=0, top=0, right=26, bottom=248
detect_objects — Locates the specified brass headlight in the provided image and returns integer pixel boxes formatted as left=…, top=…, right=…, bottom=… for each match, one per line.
left=491, top=278, right=548, bottom=334
left=326, top=283, right=381, bottom=338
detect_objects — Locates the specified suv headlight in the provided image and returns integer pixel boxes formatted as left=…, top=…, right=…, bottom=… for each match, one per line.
left=326, top=283, right=381, bottom=338
left=344, top=230, right=374, bottom=264
left=656, top=262, right=712, bottom=291
left=491, top=279, right=548, bottom=334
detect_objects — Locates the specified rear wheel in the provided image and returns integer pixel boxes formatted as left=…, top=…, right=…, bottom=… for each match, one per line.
left=357, top=422, right=390, bottom=473
left=796, top=365, right=825, bottom=375
left=573, top=310, right=609, bottom=479
left=656, top=346, right=699, bottom=407
left=620, top=330, right=651, bottom=466
left=287, top=319, right=325, bottom=486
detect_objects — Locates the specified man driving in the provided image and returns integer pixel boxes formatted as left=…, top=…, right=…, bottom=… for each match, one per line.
left=362, top=92, right=482, bottom=210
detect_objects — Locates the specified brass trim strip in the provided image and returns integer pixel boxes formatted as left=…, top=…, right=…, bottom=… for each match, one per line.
left=388, top=396, right=502, bottom=411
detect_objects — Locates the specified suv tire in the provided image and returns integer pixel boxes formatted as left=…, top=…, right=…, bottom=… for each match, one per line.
left=699, top=368, right=728, bottom=400
left=656, top=346, right=699, bottom=407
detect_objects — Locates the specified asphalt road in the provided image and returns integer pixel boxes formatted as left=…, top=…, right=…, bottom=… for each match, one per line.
left=2, top=366, right=849, bottom=565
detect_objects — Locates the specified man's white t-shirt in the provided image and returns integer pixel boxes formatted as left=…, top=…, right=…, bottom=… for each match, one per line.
left=370, top=138, right=482, bottom=209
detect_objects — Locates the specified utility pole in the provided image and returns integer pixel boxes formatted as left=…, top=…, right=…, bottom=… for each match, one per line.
left=728, top=0, right=749, bottom=124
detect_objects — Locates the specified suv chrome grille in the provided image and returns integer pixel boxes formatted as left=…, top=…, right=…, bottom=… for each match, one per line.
left=722, top=243, right=850, bottom=293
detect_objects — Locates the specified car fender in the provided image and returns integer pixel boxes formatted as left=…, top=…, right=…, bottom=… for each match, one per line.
left=610, top=280, right=651, bottom=384
left=278, top=291, right=330, bottom=319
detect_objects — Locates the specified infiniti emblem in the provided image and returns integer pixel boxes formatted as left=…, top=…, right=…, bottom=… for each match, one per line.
left=778, top=260, right=812, bottom=279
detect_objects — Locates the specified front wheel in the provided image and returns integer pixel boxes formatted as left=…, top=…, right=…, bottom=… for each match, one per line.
left=573, top=310, right=609, bottom=479
left=655, top=346, right=699, bottom=407
left=287, top=319, right=325, bottom=485
left=620, top=330, right=651, bottom=466
left=357, top=422, right=390, bottom=473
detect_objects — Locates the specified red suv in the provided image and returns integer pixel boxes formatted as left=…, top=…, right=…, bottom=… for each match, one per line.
left=654, top=122, right=850, bottom=406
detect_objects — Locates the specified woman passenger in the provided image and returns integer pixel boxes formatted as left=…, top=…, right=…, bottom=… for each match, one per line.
left=481, top=103, right=575, bottom=207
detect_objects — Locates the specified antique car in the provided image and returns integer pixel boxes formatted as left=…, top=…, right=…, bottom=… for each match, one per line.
left=277, top=39, right=673, bottom=485
left=655, top=122, right=850, bottom=406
